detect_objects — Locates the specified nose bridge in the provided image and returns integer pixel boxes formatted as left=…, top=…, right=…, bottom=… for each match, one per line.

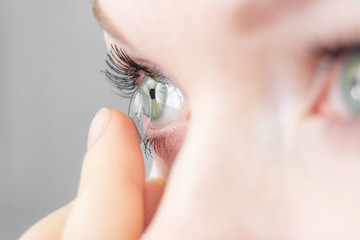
left=187, top=91, right=283, bottom=181
left=190, top=46, right=281, bottom=140
left=170, top=61, right=286, bottom=198
left=181, top=41, right=282, bottom=163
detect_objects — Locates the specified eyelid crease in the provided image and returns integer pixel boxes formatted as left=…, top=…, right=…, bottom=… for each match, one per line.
left=312, top=40, right=360, bottom=60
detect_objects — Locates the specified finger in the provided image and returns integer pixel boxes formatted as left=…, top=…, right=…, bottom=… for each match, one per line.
left=19, top=202, right=73, bottom=240
left=62, top=109, right=145, bottom=240
left=144, top=179, right=165, bottom=229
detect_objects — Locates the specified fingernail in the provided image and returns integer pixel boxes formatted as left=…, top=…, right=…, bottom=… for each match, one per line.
left=147, top=178, right=166, bottom=187
left=87, top=108, right=110, bottom=148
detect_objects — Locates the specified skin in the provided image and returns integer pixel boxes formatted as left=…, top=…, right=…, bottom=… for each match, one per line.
left=20, top=109, right=164, bottom=240
left=22, top=0, right=360, bottom=239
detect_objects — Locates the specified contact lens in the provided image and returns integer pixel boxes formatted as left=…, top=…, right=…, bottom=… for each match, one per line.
left=128, top=78, right=152, bottom=141
left=128, top=75, right=185, bottom=142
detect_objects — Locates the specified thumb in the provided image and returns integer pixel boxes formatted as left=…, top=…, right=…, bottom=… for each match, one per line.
left=62, top=108, right=145, bottom=240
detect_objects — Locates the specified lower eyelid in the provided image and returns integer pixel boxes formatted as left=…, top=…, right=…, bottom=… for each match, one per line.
left=146, top=113, right=189, bottom=157
left=319, top=117, right=360, bottom=155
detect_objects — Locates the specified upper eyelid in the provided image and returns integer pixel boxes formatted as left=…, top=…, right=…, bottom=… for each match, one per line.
left=110, top=45, right=143, bottom=73
left=104, top=45, right=166, bottom=97
left=289, top=2, right=360, bottom=51
left=110, top=45, right=164, bottom=78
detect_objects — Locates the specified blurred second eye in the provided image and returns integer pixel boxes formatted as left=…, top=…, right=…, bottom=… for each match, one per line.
left=339, top=52, right=360, bottom=114
left=316, top=50, right=360, bottom=118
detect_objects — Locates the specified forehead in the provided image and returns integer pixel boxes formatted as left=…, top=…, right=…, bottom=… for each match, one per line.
left=93, top=0, right=315, bottom=47
left=234, top=0, right=314, bottom=34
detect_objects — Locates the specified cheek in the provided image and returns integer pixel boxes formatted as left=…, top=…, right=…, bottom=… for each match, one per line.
left=296, top=117, right=360, bottom=192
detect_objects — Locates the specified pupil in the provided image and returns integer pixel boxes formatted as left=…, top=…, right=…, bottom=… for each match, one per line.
left=150, top=88, right=156, bottom=100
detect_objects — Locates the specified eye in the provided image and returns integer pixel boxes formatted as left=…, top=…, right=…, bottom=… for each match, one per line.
left=129, top=74, right=186, bottom=138
left=317, top=50, right=360, bottom=118
left=339, top=52, right=360, bottom=114
left=103, top=45, right=188, bottom=158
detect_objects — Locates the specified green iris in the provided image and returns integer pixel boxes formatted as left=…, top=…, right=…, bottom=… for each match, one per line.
left=341, top=52, right=360, bottom=114
left=139, top=75, right=170, bottom=121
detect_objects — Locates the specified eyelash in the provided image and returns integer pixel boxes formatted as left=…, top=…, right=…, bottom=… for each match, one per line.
left=104, top=44, right=166, bottom=156
left=104, top=45, right=144, bottom=98
left=143, top=135, right=170, bottom=158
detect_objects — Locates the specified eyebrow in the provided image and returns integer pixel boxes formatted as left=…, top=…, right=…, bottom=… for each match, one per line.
left=234, top=0, right=316, bottom=34
left=92, top=0, right=131, bottom=47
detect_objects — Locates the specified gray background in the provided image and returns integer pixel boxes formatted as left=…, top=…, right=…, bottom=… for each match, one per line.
left=0, top=1, right=148, bottom=239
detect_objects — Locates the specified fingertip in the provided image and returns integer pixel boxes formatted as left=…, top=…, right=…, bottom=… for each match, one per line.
left=106, top=109, right=141, bottom=145
left=87, top=108, right=141, bottom=150
left=87, top=108, right=110, bottom=148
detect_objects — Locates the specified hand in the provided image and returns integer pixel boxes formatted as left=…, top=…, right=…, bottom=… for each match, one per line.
left=20, top=109, right=164, bottom=240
